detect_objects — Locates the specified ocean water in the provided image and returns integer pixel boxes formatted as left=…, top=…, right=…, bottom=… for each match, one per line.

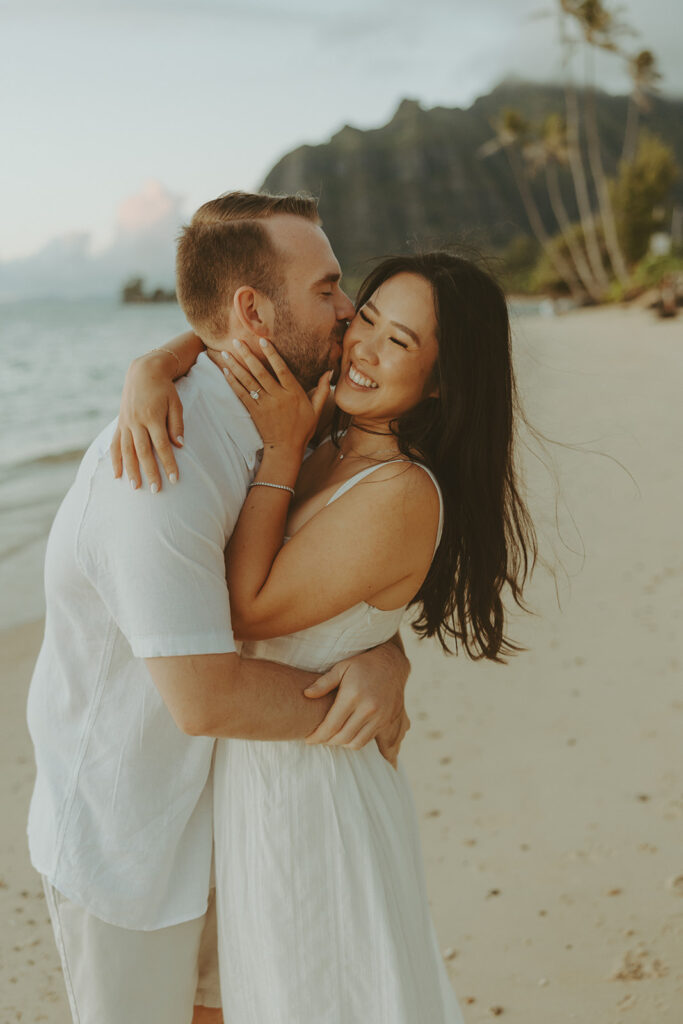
left=0, top=299, right=189, bottom=621
left=0, top=298, right=190, bottom=474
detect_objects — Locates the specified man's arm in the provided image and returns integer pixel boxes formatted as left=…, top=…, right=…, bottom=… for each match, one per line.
left=145, top=632, right=410, bottom=764
left=145, top=651, right=334, bottom=739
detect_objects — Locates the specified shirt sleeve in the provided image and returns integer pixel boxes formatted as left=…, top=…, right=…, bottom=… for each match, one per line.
left=76, top=441, right=238, bottom=659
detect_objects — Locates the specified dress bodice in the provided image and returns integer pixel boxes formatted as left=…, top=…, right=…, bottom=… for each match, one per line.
left=239, top=459, right=443, bottom=674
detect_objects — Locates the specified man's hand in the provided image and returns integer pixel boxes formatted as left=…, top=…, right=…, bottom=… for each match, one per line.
left=302, top=639, right=411, bottom=768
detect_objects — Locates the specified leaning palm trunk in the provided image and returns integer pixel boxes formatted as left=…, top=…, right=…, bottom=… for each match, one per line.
left=506, top=146, right=585, bottom=301
left=564, top=83, right=610, bottom=294
left=584, top=84, right=630, bottom=285
left=545, top=161, right=602, bottom=300
left=621, top=96, right=640, bottom=164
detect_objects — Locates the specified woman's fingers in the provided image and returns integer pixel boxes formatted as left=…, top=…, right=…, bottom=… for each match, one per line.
left=120, top=429, right=142, bottom=490
left=341, top=718, right=382, bottom=751
left=167, top=393, right=185, bottom=448
left=327, top=709, right=379, bottom=749
left=110, top=426, right=124, bottom=478
left=222, top=340, right=274, bottom=395
left=310, top=371, right=333, bottom=421
left=131, top=425, right=162, bottom=492
left=221, top=365, right=252, bottom=409
left=148, top=421, right=179, bottom=484
left=258, top=337, right=296, bottom=388
left=232, top=339, right=276, bottom=393
left=304, top=699, right=355, bottom=746
left=220, top=351, right=261, bottom=396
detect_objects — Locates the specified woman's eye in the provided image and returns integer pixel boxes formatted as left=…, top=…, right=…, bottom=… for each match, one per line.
left=391, top=337, right=408, bottom=349
left=321, top=291, right=333, bottom=297
left=360, top=310, right=373, bottom=325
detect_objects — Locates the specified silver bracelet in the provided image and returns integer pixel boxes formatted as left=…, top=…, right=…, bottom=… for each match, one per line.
left=249, top=481, right=295, bottom=496
left=155, top=347, right=182, bottom=373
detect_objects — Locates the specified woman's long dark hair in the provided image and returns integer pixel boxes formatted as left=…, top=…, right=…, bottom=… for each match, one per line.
left=331, top=251, right=538, bottom=662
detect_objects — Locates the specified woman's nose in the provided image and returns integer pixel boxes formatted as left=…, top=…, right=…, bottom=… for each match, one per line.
left=351, top=336, right=379, bottom=366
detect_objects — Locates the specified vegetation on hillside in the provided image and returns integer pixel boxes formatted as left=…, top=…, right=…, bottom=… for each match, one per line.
left=481, top=1, right=680, bottom=302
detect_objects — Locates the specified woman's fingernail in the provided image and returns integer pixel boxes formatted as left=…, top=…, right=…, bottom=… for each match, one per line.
left=259, top=337, right=268, bottom=348
left=169, top=473, right=177, bottom=484
left=221, top=351, right=230, bottom=361
left=232, top=338, right=243, bottom=351
left=223, top=367, right=231, bottom=379
left=176, top=436, right=184, bottom=446
left=130, top=479, right=138, bottom=490
left=151, top=482, right=159, bottom=494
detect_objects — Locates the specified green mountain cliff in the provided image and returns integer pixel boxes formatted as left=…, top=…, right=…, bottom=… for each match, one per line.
left=260, top=80, right=683, bottom=280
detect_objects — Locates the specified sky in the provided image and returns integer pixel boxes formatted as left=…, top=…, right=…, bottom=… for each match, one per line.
left=1, top=0, right=680, bottom=298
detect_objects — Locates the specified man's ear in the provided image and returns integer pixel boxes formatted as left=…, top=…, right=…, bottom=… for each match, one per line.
left=232, top=286, right=275, bottom=340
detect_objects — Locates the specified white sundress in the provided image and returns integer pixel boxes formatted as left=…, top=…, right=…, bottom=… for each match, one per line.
left=212, top=460, right=465, bottom=1023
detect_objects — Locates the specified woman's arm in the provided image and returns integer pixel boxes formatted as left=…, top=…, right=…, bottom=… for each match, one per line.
left=228, top=455, right=438, bottom=640
left=110, top=331, right=205, bottom=490
left=222, top=340, right=440, bottom=641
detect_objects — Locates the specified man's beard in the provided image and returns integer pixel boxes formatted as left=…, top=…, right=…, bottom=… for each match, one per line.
left=273, top=299, right=345, bottom=392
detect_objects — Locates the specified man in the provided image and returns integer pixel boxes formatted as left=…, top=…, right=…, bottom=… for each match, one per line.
left=26, top=192, right=411, bottom=1024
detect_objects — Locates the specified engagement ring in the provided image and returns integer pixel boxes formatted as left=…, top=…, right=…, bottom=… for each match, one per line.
left=249, top=389, right=261, bottom=401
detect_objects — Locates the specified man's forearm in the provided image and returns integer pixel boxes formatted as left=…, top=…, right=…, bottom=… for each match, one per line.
left=147, top=650, right=336, bottom=739
left=193, top=656, right=337, bottom=740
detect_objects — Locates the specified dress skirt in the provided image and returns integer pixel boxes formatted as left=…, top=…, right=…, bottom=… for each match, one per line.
left=213, top=734, right=465, bottom=1024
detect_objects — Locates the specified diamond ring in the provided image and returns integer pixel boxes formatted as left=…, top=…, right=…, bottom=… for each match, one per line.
left=249, top=389, right=261, bottom=401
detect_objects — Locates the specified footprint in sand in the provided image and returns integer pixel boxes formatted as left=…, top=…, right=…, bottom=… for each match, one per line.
left=666, top=874, right=683, bottom=896
left=610, top=947, right=669, bottom=981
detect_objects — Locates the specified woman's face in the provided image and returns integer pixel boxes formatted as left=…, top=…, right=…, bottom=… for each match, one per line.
left=335, top=272, right=440, bottom=423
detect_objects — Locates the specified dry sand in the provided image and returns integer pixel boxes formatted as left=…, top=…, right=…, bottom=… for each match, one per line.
left=1, top=305, right=682, bottom=1023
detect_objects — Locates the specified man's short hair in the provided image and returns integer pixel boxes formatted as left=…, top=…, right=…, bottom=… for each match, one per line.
left=176, top=191, right=320, bottom=341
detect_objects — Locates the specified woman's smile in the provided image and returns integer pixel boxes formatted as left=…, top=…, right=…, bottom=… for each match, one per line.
left=346, top=363, right=379, bottom=389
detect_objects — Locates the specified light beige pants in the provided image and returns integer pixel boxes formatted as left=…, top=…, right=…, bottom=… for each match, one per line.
left=42, top=877, right=221, bottom=1024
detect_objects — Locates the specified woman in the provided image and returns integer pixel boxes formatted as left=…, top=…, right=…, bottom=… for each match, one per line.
left=112, top=252, right=537, bottom=1022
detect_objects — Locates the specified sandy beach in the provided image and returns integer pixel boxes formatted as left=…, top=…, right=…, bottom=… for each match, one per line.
left=1, top=305, right=682, bottom=1024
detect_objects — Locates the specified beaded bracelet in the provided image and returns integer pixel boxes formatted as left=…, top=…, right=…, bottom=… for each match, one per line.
left=249, top=481, right=295, bottom=496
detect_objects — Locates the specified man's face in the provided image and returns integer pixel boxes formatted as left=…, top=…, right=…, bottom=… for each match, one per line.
left=266, top=216, right=355, bottom=391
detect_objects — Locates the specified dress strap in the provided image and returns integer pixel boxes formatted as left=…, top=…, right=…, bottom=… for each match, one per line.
left=325, top=460, right=444, bottom=557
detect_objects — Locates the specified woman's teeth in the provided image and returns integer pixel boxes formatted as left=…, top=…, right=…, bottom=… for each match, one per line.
left=348, top=365, right=378, bottom=389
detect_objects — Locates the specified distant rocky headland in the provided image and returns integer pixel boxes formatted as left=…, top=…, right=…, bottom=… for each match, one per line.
left=121, top=276, right=176, bottom=304
left=260, top=80, right=683, bottom=287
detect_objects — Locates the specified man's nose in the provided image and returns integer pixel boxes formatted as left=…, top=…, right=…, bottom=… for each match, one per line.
left=336, top=290, right=356, bottom=321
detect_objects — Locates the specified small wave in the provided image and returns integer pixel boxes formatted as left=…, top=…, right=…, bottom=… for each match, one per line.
left=25, top=448, right=87, bottom=467
left=0, top=446, right=87, bottom=483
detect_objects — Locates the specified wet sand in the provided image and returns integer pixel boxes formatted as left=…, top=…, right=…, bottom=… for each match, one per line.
left=1, top=305, right=682, bottom=1023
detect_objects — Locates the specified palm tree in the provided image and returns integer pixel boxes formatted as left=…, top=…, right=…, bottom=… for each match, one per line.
left=479, top=109, right=586, bottom=300
left=555, top=2, right=611, bottom=292
left=622, top=50, right=662, bottom=164
left=529, top=115, right=602, bottom=300
left=562, top=0, right=631, bottom=285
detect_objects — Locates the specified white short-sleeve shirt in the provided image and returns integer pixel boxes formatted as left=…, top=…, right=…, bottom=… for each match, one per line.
left=27, top=353, right=262, bottom=930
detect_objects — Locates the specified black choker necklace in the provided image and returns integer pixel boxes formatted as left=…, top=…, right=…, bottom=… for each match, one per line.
left=351, top=424, right=394, bottom=438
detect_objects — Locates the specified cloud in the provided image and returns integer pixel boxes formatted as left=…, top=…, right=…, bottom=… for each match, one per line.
left=0, top=180, right=185, bottom=301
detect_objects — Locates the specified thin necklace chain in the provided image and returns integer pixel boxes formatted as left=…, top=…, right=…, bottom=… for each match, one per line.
left=336, top=424, right=401, bottom=462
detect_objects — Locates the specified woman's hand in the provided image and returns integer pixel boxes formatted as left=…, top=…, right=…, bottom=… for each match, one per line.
left=110, top=352, right=185, bottom=492
left=301, top=642, right=411, bottom=769
left=222, top=338, right=332, bottom=457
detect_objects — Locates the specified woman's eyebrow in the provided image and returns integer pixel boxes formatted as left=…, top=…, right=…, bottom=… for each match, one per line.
left=365, top=300, right=420, bottom=344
